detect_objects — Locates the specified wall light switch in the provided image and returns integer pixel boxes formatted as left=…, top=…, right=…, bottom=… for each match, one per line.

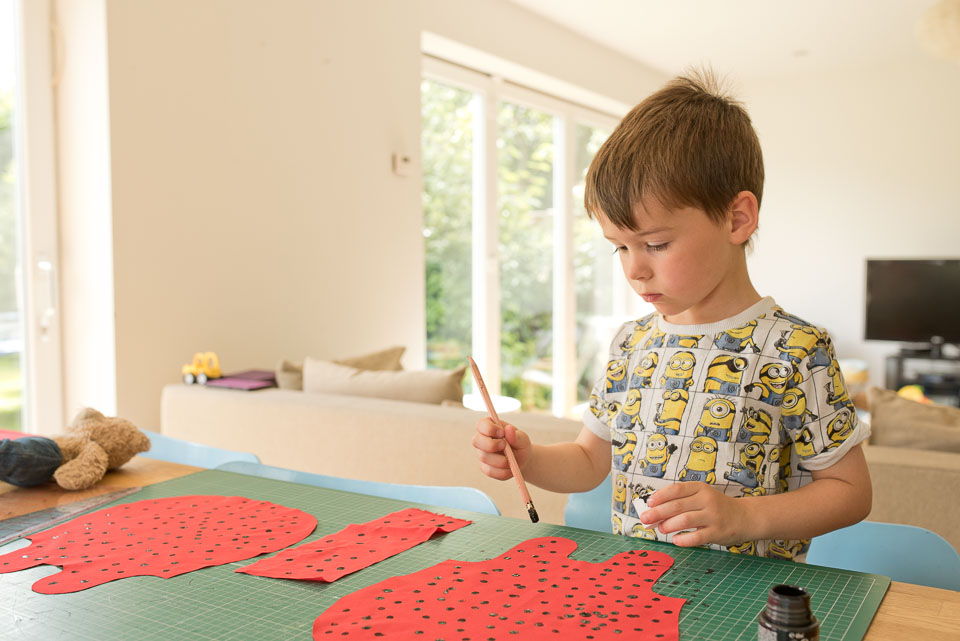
left=392, top=152, right=413, bottom=177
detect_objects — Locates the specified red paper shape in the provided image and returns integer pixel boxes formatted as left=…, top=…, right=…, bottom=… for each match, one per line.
left=238, top=507, right=470, bottom=582
left=0, top=495, right=316, bottom=594
left=313, top=536, right=684, bottom=641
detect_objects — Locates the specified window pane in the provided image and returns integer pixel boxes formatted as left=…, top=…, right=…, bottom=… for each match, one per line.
left=497, top=101, right=554, bottom=411
left=0, top=0, right=23, bottom=431
left=573, top=124, right=613, bottom=403
left=422, top=79, right=474, bottom=372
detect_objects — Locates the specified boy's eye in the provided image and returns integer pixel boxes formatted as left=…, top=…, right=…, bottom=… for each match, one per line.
left=647, top=242, right=669, bottom=252
left=611, top=246, right=626, bottom=255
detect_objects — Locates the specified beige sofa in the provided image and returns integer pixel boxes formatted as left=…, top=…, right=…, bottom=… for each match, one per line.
left=160, top=384, right=960, bottom=550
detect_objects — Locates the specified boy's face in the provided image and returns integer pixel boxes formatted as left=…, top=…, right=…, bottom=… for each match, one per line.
left=598, top=199, right=752, bottom=325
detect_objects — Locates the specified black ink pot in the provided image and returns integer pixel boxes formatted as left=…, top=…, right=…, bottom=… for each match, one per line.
left=758, top=584, right=820, bottom=641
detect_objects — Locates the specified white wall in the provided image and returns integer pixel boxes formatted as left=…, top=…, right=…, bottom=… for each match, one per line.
left=745, top=58, right=960, bottom=388
left=56, top=0, right=664, bottom=429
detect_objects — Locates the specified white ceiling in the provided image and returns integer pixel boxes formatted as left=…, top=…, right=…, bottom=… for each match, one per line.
left=507, top=0, right=942, bottom=80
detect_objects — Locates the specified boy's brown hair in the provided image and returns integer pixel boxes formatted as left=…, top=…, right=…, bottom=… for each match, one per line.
left=584, top=68, right=764, bottom=231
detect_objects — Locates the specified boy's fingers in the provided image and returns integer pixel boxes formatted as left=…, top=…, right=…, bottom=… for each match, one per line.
left=475, top=417, right=505, bottom=438
left=502, top=424, right=529, bottom=449
left=645, top=481, right=701, bottom=508
left=471, top=432, right=507, bottom=453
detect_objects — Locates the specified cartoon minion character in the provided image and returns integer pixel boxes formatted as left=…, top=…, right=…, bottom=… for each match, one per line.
left=679, top=436, right=718, bottom=484
left=611, top=429, right=638, bottom=471
left=613, top=473, right=628, bottom=513
left=769, top=539, right=810, bottom=561
left=659, top=351, right=696, bottom=390
left=702, top=355, right=749, bottom=395
left=602, top=401, right=620, bottom=428
left=777, top=441, right=792, bottom=493
left=666, top=333, right=704, bottom=349
left=627, top=483, right=655, bottom=518
left=736, top=406, right=772, bottom=444
left=654, top=389, right=689, bottom=435
left=744, top=362, right=798, bottom=406
left=793, top=425, right=817, bottom=459
left=714, top=321, right=762, bottom=354
left=774, top=324, right=823, bottom=366
left=616, top=389, right=644, bottom=430
left=588, top=392, right=603, bottom=418
left=824, top=360, right=851, bottom=410
left=637, top=433, right=677, bottom=478
left=642, top=326, right=666, bottom=350
left=780, top=388, right=817, bottom=432
left=611, top=513, right=623, bottom=536
left=741, top=486, right=766, bottom=497
left=728, top=540, right=756, bottom=555
left=620, top=317, right=655, bottom=355
left=694, top=398, right=737, bottom=442
left=723, top=442, right=765, bottom=488
left=628, top=352, right=658, bottom=389
left=826, top=409, right=855, bottom=449
left=807, top=334, right=833, bottom=370
left=605, top=358, right=628, bottom=394
left=630, top=523, right=658, bottom=540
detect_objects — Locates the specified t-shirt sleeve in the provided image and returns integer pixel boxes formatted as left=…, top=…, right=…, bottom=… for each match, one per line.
left=787, top=330, right=871, bottom=471
left=582, top=323, right=634, bottom=442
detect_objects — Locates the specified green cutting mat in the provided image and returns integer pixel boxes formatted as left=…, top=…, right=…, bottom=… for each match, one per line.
left=0, top=470, right=889, bottom=640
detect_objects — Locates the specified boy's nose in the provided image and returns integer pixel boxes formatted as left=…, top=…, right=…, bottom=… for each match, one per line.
left=623, top=253, right=652, bottom=281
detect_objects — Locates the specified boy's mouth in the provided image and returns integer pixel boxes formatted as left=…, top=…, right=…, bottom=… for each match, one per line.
left=641, top=294, right=662, bottom=302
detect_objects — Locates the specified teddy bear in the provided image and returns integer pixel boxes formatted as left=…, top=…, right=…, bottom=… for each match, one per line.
left=0, top=408, right=151, bottom=490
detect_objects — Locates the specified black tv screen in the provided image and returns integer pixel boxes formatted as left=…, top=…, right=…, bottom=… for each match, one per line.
left=865, top=259, right=960, bottom=344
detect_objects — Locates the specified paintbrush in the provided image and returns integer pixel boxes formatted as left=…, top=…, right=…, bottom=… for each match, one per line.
left=467, top=356, right=539, bottom=523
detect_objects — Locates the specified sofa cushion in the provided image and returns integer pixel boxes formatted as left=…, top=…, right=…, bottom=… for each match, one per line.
left=276, top=346, right=406, bottom=391
left=303, top=358, right=466, bottom=405
left=867, top=386, right=960, bottom=453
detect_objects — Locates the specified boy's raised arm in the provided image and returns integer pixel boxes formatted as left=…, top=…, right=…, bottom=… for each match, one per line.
left=473, top=419, right=611, bottom=494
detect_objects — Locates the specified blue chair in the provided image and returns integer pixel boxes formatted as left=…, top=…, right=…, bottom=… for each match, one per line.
left=564, top=474, right=612, bottom=532
left=216, top=460, right=500, bottom=516
left=806, top=521, right=960, bottom=590
left=141, top=430, right=261, bottom=468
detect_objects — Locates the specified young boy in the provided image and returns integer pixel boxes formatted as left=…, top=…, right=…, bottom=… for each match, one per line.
left=472, top=70, right=871, bottom=561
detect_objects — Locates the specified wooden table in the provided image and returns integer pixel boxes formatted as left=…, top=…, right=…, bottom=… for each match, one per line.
left=0, top=458, right=957, bottom=641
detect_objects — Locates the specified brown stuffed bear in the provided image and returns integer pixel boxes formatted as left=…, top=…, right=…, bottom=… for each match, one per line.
left=0, top=408, right=151, bottom=490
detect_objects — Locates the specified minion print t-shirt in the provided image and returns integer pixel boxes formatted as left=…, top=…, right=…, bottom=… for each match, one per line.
left=582, top=297, right=870, bottom=561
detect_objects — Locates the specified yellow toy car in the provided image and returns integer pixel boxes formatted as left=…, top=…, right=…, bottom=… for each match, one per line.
left=182, top=352, right=221, bottom=384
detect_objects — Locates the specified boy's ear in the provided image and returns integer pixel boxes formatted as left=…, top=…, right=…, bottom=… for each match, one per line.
left=726, top=191, right=759, bottom=244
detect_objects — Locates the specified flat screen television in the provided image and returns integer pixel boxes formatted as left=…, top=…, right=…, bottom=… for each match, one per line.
left=865, top=259, right=960, bottom=346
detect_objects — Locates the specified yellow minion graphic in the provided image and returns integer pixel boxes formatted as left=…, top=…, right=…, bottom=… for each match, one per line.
left=630, top=523, right=658, bottom=540
left=642, top=326, right=666, bottom=350
left=769, top=539, right=810, bottom=561
left=714, top=321, right=762, bottom=353
left=659, top=351, right=696, bottom=390
left=666, top=333, right=704, bottom=349
left=737, top=406, right=772, bottom=444
left=611, top=513, right=623, bottom=536
left=780, top=388, right=818, bottom=432
left=774, top=324, right=823, bottom=365
left=824, top=360, right=851, bottom=410
left=741, top=486, right=766, bottom=497
left=616, top=388, right=644, bottom=430
left=628, top=352, right=659, bottom=389
left=679, top=436, right=718, bottom=484
left=745, top=362, right=799, bottom=406
left=654, top=389, right=689, bottom=435
left=637, top=433, right=677, bottom=478
left=613, top=473, right=628, bottom=513
left=723, top=442, right=765, bottom=488
left=728, top=540, right=756, bottom=555
left=588, top=392, right=603, bottom=418
left=794, top=425, right=817, bottom=459
left=694, top=398, right=737, bottom=442
left=605, top=358, right=628, bottom=394
left=777, top=441, right=792, bottom=493
left=612, top=429, right=638, bottom=471
left=620, top=316, right=655, bottom=354
left=702, top=355, right=749, bottom=395
left=826, top=409, right=855, bottom=449
left=604, top=400, right=621, bottom=428
left=627, top=482, right=655, bottom=518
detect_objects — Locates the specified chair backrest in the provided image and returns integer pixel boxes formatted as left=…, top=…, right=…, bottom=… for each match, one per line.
left=141, top=430, right=261, bottom=468
left=564, top=474, right=612, bottom=532
left=216, top=461, right=500, bottom=516
left=806, top=521, right=960, bottom=591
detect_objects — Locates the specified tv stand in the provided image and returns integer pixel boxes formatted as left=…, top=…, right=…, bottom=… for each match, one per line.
left=885, top=349, right=960, bottom=407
